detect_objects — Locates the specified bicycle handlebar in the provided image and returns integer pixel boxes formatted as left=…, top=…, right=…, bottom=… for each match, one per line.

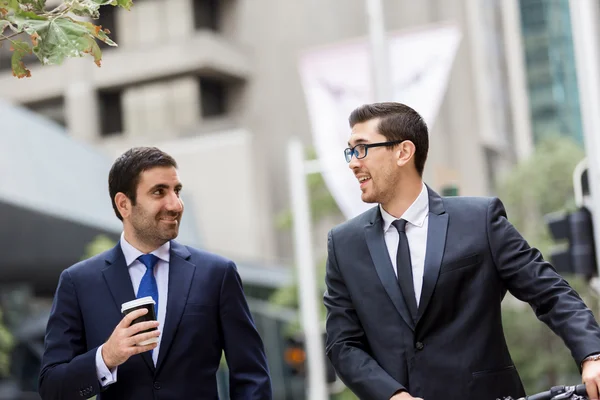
left=525, top=384, right=588, bottom=400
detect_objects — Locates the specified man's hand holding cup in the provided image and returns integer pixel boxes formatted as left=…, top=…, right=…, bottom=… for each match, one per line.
left=102, top=297, right=160, bottom=369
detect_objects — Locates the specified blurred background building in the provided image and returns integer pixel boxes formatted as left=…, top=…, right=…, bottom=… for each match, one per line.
left=0, top=0, right=590, bottom=398
left=518, top=0, right=583, bottom=146
left=0, top=0, right=543, bottom=262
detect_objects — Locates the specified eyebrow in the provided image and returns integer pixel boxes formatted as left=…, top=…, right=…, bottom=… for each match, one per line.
left=148, top=183, right=183, bottom=193
left=347, top=138, right=369, bottom=147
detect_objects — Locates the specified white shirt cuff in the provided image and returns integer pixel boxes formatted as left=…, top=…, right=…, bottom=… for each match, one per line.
left=95, top=345, right=118, bottom=387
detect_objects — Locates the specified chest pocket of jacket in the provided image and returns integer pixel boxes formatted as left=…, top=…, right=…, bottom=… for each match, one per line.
left=439, top=253, right=481, bottom=275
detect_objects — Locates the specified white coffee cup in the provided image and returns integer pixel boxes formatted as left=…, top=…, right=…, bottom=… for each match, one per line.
left=121, top=296, right=158, bottom=346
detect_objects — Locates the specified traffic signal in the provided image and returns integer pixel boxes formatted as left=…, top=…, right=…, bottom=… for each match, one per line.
left=283, top=336, right=306, bottom=376
left=282, top=333, right=338, bottom=384
left=545, top=211, right=574, bottom=274
left=545, top=207, right=597, bottom=280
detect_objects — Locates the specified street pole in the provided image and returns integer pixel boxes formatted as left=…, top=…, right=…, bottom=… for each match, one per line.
left=365, top=0, right=391, bottom=101
left=569, top=0, right=600, bottom=273
left=500, top=0, right=534, bottom=161
left=287, top=138, right=329, bottom=400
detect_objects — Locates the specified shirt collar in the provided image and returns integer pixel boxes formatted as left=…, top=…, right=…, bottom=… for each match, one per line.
left=380, top=183, right=429, bottom=232
left=120, top=232, right=171, bottom=267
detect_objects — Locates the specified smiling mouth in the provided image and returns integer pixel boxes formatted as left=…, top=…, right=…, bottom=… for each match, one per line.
left=358, top=176, right=371, bottom=186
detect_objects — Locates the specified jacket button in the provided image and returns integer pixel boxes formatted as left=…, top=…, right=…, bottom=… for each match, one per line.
left=415, top=341, right=424, bottom=350
left=154, top=382, right=161, bottom=390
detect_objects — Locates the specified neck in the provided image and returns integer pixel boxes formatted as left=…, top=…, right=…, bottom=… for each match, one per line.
left=381, top=176, right=424, bottom=218
left=123, top=227, right=164, bottom=254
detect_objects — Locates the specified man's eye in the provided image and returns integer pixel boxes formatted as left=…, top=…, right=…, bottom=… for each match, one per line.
left=153, top=189, right=163, bottom=195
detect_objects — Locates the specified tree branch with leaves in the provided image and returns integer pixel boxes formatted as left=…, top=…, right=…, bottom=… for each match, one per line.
left=0, top=0, right=132, bottom=78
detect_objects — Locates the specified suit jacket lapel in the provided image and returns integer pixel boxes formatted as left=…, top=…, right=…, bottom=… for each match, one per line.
left=365, top=207, right=415, bottom=331
left=101, top=243, right=155, bottom=373
left=155, top=241, right=195, bottom=373
left=417, top=186, right=448, bottom=322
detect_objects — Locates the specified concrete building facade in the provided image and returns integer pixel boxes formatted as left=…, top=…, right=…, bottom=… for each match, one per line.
left=0, top=0, right=531, bottom=262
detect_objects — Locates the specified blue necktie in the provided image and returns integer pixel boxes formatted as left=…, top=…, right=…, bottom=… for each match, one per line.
left=137, top=254, right=159, bottom=313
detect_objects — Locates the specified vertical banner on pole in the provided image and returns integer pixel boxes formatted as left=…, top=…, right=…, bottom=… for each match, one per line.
left=298, top=23, right=461, bottom=219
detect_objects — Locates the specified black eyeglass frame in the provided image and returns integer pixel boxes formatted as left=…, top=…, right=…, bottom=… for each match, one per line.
left=344, top=140, right=404, bottom=163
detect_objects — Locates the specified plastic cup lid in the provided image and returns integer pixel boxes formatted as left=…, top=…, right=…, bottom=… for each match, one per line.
left=121, top=296, right=155, bottom=313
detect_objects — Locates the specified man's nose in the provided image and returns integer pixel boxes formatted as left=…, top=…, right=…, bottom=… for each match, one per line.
left=166, top=192, right=183, bottom=212
left=348, top=155, right=361, bottom=170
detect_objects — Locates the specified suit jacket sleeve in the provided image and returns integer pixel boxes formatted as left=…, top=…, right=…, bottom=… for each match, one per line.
left=487, top=197, right=600, bottom=365
left=39, top=269, right=102, bottom=400
left=324, top=230, right=405, bottom=400
left=219, top=261, right=272, bottom=400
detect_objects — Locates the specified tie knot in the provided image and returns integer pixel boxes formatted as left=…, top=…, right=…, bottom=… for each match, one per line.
left=392, top=219, right=408, bottom=233
left=138, top=254, right=159, bottom=270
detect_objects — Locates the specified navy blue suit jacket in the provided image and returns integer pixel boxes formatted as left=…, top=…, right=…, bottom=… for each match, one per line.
left=39, top=241, right=272, bottom=400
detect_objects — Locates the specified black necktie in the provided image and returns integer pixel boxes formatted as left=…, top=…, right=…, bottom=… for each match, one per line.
left=392, top=219, right=418, bottom=320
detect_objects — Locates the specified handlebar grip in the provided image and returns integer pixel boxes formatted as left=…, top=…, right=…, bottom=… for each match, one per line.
left=575, top=384, right=588, bottom=396
left=526, top=384, right=588, bottom=400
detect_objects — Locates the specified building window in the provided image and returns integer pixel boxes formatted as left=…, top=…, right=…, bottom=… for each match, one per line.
left=199, top=77, right=227, bottom=117
left=98, top=90, right=123, bottom=136
left=193, top=0, right=220, bottom=31
left=25, top=97, right=66, bottom=128
left=533, top=105, right=557, bottom=120
left=519, top=0, right=547, bottom=32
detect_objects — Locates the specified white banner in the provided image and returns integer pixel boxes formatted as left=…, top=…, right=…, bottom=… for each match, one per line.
left=299, top=22, right=462, bottom=219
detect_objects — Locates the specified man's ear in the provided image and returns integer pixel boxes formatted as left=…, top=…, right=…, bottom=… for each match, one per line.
left=396, top=140, right=416, bottom=167
left=115, top=192, right=132, bottom=219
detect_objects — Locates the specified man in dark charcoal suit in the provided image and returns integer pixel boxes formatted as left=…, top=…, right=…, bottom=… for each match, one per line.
left=324, top=102, right=600, bottom=400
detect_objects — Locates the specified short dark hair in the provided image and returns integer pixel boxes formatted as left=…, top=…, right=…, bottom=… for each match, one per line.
left=349, top=102, right=429, bottom=176
left=108, top=147, right=178, bottom=220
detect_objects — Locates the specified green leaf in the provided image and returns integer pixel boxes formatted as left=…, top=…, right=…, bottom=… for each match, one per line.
left=79, top=20, right=116, bottom=46
left=10, top=39, right=31, bottom=78
left=0, top=20, right=10, bottom=35
left=7, top=13, right=48, bottom=32
left=113, top=0, right=132, bottom=11
left=0, top=0, right=19, bottom=10
left=66, top=0, right=114, bottom=18
left=11, top=16, right=105, bottom=66
left=17, top=0, right=46, bottom=12
left=9, top=10, right=46, bottom=21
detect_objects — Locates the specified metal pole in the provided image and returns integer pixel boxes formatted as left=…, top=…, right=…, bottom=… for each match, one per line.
left=500, top=0, right=534, bottom=161
left=287, top=138, right=329, bottom=400
left=365, top=0, right=391, bottom=101
left=570, top=0, right=600, bottom=273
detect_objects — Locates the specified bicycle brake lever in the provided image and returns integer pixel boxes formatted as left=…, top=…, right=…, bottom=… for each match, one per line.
left=551, top=387, right=576, bottom=400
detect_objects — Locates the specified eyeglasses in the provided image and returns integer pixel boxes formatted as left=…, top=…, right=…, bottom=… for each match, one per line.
left=344, top=140, right=403, bottom=163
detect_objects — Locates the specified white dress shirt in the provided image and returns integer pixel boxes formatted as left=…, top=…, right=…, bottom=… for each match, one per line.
left=379, top=183, right=429, bottom=306
left=95, top=234, right=170, bottom=386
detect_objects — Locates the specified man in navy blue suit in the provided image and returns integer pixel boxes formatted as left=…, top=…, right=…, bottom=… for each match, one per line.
left=39, top=147, right=272, bottom=400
